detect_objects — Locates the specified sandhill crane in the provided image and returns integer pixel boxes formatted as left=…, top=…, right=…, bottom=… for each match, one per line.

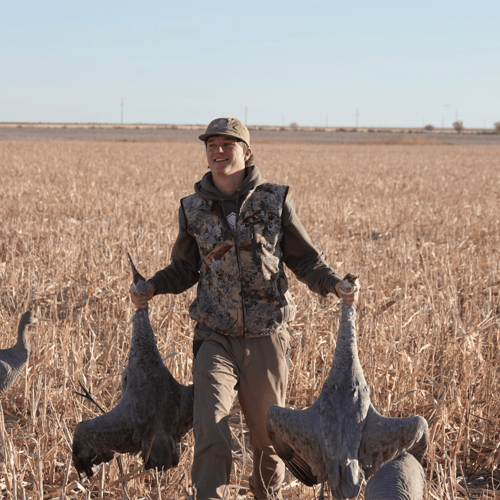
left=72, top=254, right=194, bottom=478
left=0, top=311, right=48, bottom=394
left=266, top=275, right=428, bottom=499
left=364, top=452, right=425, bottom=500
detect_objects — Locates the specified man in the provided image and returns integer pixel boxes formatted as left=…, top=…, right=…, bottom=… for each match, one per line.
left=131, top=118, right=357, bottom=500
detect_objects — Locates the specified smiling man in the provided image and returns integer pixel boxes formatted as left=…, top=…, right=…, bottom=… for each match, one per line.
left=205, top=133, right=251, bottom=193
left=131, top=117, right=357, bottom=500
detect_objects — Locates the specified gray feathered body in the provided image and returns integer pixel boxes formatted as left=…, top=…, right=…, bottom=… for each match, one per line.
left=318, top=303, right=370, bottom=497
left=267, top=281, right=428, bottom=499
left=364, top=452, right=425, bottom=500
left=72, top=276, right=194, bottom=478
left=0, top=312, right=36, bottom=394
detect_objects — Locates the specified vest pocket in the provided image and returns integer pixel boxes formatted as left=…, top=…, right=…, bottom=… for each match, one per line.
left=249, top=219, right=261, bottom=266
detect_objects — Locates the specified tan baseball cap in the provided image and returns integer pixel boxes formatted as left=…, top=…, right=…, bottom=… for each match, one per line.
left=199, top=117, right=250, bottom=147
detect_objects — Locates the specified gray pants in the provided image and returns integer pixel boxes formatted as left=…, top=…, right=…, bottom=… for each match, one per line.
left=192, top=324, right=290, bottom=500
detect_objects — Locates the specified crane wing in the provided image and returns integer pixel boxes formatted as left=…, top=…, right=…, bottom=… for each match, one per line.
left=172, top=383, right=195, bottom=441
left=266, top=403, right=326, bottom=486
left=0, top=359, right=18, bottom=394
left=360, top=405, right=429, bottom=480
left=72, top=392, right=140, bottom=478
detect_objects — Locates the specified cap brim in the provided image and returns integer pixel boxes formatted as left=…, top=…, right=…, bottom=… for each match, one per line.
left=198, top=132, right=249, bottom=147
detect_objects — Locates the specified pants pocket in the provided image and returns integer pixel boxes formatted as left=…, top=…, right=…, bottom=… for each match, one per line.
left=277, top=329, right=291, bottom=365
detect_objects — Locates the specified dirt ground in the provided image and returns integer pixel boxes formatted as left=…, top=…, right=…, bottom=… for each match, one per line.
left=1, top=123, right=500, bottom=145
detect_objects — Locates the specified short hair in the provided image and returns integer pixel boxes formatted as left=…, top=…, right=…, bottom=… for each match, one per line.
left=240, top=141, right=255, bottom=168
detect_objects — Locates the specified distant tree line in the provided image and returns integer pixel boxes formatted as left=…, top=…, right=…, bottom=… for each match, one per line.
left=423, top=121, right=500, bottom=134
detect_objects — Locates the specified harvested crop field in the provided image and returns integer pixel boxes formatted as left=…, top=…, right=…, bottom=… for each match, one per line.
left=0, top=137, right=499, bottom=499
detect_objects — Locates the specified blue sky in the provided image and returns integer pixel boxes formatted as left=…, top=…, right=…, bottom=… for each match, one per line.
left=1, top=0, right=499, bottom=128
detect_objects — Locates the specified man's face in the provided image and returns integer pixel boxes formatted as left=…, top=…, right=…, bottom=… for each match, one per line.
left=206, top=135, right=251, bottom=178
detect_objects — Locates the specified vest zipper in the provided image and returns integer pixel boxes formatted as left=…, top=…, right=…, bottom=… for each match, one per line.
left=219, top=192, right=245, bottom=335
left=233, top=189, right=245, bottom=335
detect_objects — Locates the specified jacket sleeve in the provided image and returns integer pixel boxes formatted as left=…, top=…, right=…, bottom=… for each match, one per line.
left=149, top=206, right=200, bottom=295
left=282, top=194, right=341, bottom=297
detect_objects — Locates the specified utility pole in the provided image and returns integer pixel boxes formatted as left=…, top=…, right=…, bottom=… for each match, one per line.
left=121, top=98, right=124, bottom=124
left=444, top=104, right=453, bottom=128
left=356, top=109, right=359, bottom=128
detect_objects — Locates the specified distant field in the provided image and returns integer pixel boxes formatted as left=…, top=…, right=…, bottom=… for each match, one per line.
left=1, top=123, right=500, bottom=145
left=0, top=139, right=499, bottom=499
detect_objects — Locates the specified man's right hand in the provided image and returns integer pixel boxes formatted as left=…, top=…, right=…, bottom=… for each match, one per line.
left=131, top=284, right=154, bottom=309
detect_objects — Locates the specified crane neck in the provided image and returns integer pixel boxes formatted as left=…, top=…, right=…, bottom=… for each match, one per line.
left=324, top=302, right=366, bottom=388
left=15, top=316, right=31, bottom=353
left=129, top=306, right=163, bottom=364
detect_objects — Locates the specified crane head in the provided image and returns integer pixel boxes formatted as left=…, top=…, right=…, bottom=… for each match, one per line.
left=21, top=311, right=50, bottom=326
left=127, top=253, right=151, bottom=297
left=127, top=253, right=146, bottom=285
left=340, top=273, right=359, bottom=294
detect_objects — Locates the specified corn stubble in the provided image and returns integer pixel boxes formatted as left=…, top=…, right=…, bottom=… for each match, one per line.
left=0, top=139, right=498, bottom=499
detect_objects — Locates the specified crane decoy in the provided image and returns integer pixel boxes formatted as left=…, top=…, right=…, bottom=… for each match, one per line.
left=364, top=452, right=425, bottom=500
left=266, top=275, right=428, bottom=499
left=0, top=311, right=48, bottom=394
left=72, top=254, right=194, bottom=478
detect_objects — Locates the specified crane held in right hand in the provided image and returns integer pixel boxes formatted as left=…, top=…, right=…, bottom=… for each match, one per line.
left=72, top=254, right=194, bottom=478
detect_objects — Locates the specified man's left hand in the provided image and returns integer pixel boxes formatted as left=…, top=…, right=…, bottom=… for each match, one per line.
left=335, top=280, right=359, bottom=306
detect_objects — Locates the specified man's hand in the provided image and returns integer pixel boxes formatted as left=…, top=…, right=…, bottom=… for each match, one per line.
left=335, top=279, right=359, bottom=306
left=130, top=283, right=154, bottom=309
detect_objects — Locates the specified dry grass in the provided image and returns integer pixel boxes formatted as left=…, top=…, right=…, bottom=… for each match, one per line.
left=0, top=139, right=499, bottom=499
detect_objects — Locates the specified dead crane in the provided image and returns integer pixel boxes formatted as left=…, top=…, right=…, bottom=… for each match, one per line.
left=72, top=254, right=194, bottom=478
left=364, top=452, right=425, bottom=500
left=266, top=275, right=428, bottom=499
left=0, top=311, right=48, bottom=394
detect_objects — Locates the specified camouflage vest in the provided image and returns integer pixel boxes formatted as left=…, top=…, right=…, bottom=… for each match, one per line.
left=182, top=183, right=296, bottom=337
